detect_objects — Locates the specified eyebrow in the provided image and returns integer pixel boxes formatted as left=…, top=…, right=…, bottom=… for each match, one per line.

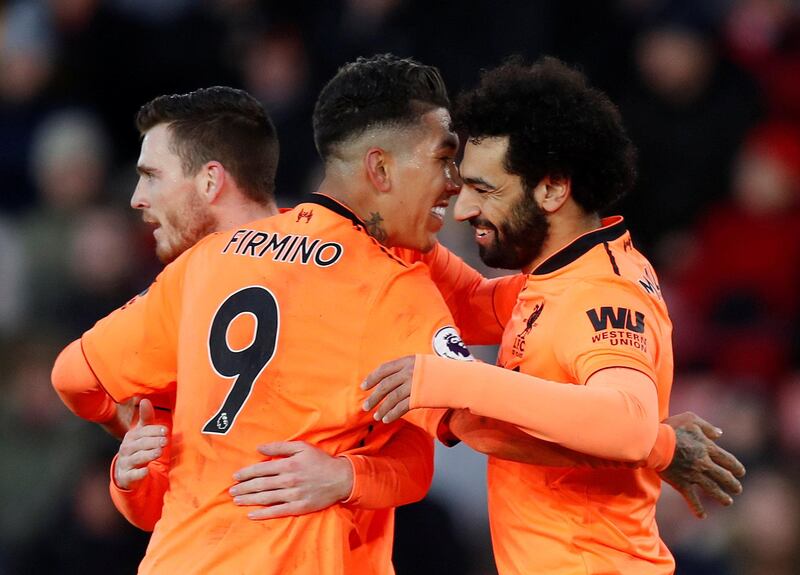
left=463, top=176, right=496, bottom=190
left=437, top=133, right=459, bottom=152
left=136, top=165, right=157, bottom=176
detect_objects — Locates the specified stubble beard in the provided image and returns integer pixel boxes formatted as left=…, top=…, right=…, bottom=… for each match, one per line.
left=477, top=194, right=549, bottom=271
left=157, top=195, right=218, bottom=264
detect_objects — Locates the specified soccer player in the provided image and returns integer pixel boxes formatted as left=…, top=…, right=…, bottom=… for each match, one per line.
left=363, top=57, right=733, bottom=574
left=51, top=55, right=467, bottom=574
left=104, top=88, right=434, bottom=575
left=115, top=83, right=741, bottom=547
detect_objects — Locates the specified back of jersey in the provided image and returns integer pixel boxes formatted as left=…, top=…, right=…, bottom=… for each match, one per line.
left=81, top=196, right=459, bottom=575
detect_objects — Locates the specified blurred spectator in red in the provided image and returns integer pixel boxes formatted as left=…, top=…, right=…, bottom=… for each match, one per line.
left=673, top=121, right=800, bottom=383
left=725, top=0, right=800, bottom=123
left=776, top=373, right=800, bottom=459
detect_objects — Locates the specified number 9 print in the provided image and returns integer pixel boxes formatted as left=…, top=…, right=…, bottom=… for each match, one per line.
left=202, top=286, right=280, bottom=435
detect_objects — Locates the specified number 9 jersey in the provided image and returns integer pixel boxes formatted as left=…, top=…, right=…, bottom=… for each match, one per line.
left=80, top=194, right=464, bottom=575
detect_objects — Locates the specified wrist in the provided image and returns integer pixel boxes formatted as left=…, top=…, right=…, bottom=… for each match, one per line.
left=646, top=423, right=677, bottom=471
left=336, top=455, right=357, bottom=503
left=334, top=456, right=355, bottom=502
left=100, top=406, right=129, bottom=440
left=111, top=455, right=131, bottom=491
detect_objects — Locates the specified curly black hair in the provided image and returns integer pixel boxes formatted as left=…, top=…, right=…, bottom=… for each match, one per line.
left=137, top=86, right=279, bottom=205
left=455, top=56, right=637, bottom=213
left=313, top=54, right=450, bottom=161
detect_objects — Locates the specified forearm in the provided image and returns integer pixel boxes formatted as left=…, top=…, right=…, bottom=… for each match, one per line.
left=411, top=357, right=659, bottom=461
left=450, top=409, right=675, bottom=470
left=51, top=339, right=117, bottom=423
left=342, top=423, right=434, bottom=509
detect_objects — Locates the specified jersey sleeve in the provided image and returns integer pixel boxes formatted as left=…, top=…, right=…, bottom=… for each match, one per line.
left=451, top=409, right=675, bottom=471
left=51, top=339, right=117, bottom=423
left=340, top=420, right=434, bottom=509
left=80, top=253, right=188, bottom=402
left=410, top=359, right=659, bottom=461
left=420, top=243, right=524, bottom=345
left=552, top=279, right=661, bottom=385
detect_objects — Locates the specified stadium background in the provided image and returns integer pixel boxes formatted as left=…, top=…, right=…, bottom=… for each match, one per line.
left=1, top=0, right=799, bottom=573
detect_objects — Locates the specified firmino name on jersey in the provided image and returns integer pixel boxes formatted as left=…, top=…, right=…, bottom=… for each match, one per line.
left=222, top=229, right=343, bottom=267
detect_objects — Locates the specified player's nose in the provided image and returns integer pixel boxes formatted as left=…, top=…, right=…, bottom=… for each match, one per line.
left=130, top=182, right=148, bottom=210
left=453, top=186, right=479, bottom=222
left=444, top=160, right=462, bottom=195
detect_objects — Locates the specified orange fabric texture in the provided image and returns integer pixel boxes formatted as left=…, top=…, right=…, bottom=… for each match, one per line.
left=109, top=413, right=433, bottom=533
left=51, top=340, right=116, bottom=423
left=412, top=361, right=659, bottom=461
left=393, top=243, right=524, bottom=344
left=413, top=217, right=676, bottom=575
left=68, top=197, right=461, bottom=575
left=647, top=423, right=677, bottom=472
left=406, top=242, right=677, bottom=470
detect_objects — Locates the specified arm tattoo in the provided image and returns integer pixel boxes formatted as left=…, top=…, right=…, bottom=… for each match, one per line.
left=365, top=212, right=388, bottom=244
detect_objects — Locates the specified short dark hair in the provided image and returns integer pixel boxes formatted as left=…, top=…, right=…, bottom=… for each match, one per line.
left=313, top=54, right=450, bottom=161
left=136, top=86, right=279, bottom=204
left=455, top=56, right=637, bottom=213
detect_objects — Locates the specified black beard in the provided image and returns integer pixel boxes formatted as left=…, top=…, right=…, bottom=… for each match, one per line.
left=474, top=194, right=549, bottom=270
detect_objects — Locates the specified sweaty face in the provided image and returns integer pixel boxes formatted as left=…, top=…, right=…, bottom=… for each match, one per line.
left=384, top=108, right=462, bottom=252
left=131, top=124, right=217, bottom=263
left=454, top=137, right=549, bottom=270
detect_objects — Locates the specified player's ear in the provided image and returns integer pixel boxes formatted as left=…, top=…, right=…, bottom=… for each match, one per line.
left=200, top=161, right=225, bottom=203
left=534, top=175, right=571, bottom=214
left=365, top=148, right=391, bottom=193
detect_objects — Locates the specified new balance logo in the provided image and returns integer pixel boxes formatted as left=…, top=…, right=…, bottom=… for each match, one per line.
left=638, top=266, right=662, bottom=300
left=296, top=209, right=314, bottom=223
left=586, top=307, right=645, bottom=333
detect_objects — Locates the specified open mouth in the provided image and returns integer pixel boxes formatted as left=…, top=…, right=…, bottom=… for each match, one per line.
left=470, top=219, right=497, bottom=246
left=430, top=205, right=446, bottom=220
left=142, top=216, right=162, bottom=237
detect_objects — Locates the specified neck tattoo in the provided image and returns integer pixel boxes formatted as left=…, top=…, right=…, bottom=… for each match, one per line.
left=365, top=212, right=388, bottom=244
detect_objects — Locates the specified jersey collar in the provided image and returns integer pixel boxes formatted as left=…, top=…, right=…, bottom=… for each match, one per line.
left=531, top=216, right=627, bottom=275
left=305, top=193, right=365, bottom=228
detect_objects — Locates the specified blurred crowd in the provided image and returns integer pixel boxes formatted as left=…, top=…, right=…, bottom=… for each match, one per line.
left=1, top=0, right=799, bottom=574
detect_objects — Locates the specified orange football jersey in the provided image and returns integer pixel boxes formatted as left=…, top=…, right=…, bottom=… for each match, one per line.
left=81, top=194, right=468, bottom=575
left=415, top=217, right=675, bottom=574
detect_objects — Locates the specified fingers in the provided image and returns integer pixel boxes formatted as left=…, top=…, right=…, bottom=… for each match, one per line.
left=247, top=500, right=311, bottom=520
left=376, top=396, right=410, bottom=424
left=119, top=431, right=168, bottom=457
left=138, top=398, right=156, bottom=427
left=693, top=472, right=730, bottom=508
left=708, top=444, right=747, bottom=478
left=121, top=447, right=163, bottom=468
left=363, top=372, right=410, bottom=413
left=230, top=474, right=294, bottom=497
left=361, top=356, right=414, bottom=391
left=116, top=466, right=150, bottom=490
left=688, top=413, right=723, bottom=440
left=233, top=459, right=289, bottom=482
left=675, top=483, right=707, bottom=519
left=703, top=457, right=743, bottom=497
left=257, top=441, right=307, bottom=458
